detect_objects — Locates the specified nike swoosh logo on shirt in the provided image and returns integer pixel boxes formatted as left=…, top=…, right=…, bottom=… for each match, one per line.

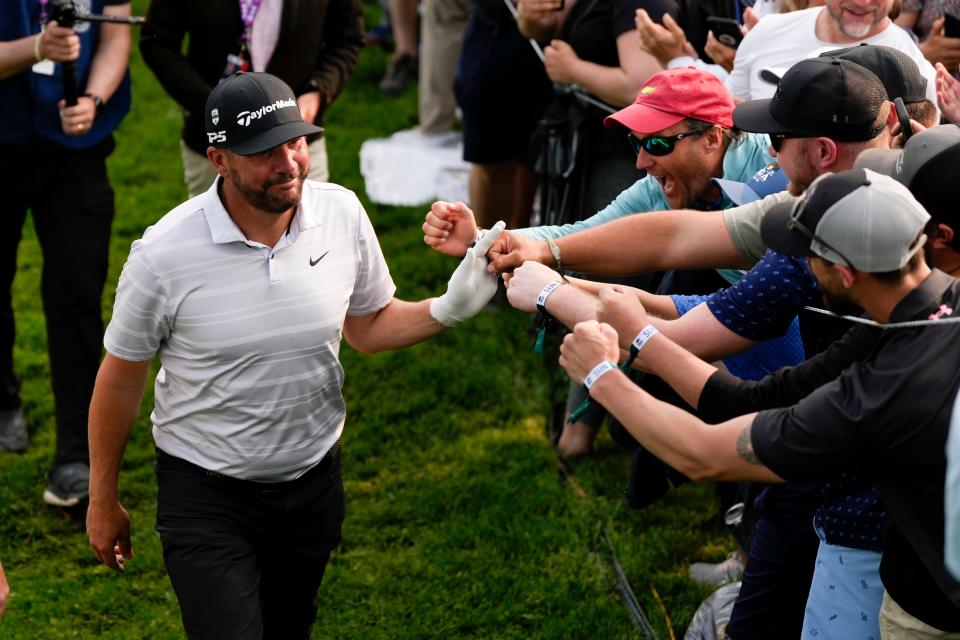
left=309, top=251, right=329, bottom=267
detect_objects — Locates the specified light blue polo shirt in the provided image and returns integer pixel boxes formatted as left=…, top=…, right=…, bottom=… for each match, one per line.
left=514, top=131, right=772, bottom=240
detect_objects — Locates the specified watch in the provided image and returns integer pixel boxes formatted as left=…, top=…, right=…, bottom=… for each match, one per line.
left=546, top=238, right=564, bottom=277
left=84, top=93, right=104, bottom=118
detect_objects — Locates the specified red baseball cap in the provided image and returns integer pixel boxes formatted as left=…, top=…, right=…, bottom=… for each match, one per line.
left=604, top=67, right=735, bottom=134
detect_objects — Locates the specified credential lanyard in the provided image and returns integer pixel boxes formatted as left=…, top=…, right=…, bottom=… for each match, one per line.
left=238, top=0, right=264, bottom=45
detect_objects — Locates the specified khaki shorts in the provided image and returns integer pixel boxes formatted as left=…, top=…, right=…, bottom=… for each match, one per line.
left=180, top=136, right=330, bottom=199
left=879, top=591, right=960, bottom=639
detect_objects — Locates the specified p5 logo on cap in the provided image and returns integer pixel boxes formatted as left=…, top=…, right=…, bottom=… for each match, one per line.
left=207, top=131, right=226, bottom=143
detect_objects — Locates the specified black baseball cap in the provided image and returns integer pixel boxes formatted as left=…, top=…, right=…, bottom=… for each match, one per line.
left=819, top=45, right=927, bottom=104
left=734, top=57, right=887, bottom=142
left=205, top=72, right=322, bottom=156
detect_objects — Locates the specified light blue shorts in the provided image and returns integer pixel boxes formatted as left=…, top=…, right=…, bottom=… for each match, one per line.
left=803, top=538, right=883, bottom=640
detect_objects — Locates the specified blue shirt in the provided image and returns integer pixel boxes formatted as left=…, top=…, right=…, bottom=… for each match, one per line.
left=702, top=250, right=820, bottom=342
left=0, top=0, right=131, bottom=152
left=672, top=293, right=805, bottom=381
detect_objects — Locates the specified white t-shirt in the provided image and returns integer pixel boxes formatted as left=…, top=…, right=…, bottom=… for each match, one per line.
left=728, top=7, right=937, bottom=103
left=104, top=179, right=396, bottom=482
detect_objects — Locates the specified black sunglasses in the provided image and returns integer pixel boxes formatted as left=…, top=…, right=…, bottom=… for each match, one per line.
left=627, top=126, right=713, bottom=157
left=786, top=195, right=856, bottom=270
left=770, top=123, right=887, bottom=153
left=769, top=133, right=804, bottom=153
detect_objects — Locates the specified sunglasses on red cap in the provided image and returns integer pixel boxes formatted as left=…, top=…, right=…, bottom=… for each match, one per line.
left=627, top=125, right=714, bottom=157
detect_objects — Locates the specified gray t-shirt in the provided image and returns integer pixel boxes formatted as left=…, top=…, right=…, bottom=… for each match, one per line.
left=722, top=190, right=797, bottom=264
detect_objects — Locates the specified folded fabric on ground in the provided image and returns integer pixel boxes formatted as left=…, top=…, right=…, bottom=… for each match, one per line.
left=360, top=129, right=470, bottom=206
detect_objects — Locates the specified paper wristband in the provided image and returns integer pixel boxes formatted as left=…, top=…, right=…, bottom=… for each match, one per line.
left=536, top=281, right=564, bottom=310
left=631, top=325, right=659, bottom=353
left=584, top=360, right=618, bottom=390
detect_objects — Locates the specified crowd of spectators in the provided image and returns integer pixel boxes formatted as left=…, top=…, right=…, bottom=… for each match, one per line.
left=5, top=0, right=960, bottom=636
left=419, top=0, right=960, bottom=636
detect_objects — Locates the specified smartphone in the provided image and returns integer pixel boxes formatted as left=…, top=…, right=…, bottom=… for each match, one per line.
left=706, top=16, right=744, bottom=48
left=895, top=97, right=913, bottom=144
left=945, top=12, right=960, bottom=38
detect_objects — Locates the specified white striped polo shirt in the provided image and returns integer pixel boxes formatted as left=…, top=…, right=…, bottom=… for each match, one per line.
left=104, top=179, right=396, bottom=481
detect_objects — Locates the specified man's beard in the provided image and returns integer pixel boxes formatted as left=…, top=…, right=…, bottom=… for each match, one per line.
left=231, top=165, right=307, bottom=214
left=786, top=147, right=820, bottom=196
left=821, top=288, right=863, bottom=316
left=827, top=3, right=882, bottom=39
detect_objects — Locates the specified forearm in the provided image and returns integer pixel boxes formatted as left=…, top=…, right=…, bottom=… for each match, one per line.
left=568, top=56, right=661, bottom=108
left=0, top=35, right=41, bottom=80
left=555, top=210, right=749, bottom=275
left=568, top=278, right=679, bottom=319
left=631, top=330, right=718, bottom=408
left=85, top=10, right=131, bottom=102
left=88, top=355, right=150, bottom=505
left=652, top=303, right=756, bottom=362
left=590, top=371, right=773, bottom=481
left=543, top=283, right=600, bottom=329
left=344, top=299, right=446, bottom=353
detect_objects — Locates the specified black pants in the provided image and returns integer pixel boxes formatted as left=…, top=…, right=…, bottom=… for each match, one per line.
left=725, top=482, right=821, bottom=639
left=0, top=139, right=115, bottom=467
left=155, top=444, right=345, bottom=640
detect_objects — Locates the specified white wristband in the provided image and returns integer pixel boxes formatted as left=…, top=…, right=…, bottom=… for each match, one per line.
left=584, top=360, right=617, bottom=390
left=630, top=325, right=659, bottom=353
left=537, top=281, right=564, bottom=309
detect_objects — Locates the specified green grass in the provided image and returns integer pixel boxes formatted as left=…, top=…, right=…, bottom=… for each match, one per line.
left=0, top=3, right=727, bottom=637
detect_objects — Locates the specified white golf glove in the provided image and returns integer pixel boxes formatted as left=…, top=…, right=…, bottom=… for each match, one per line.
left=430, top=221, right=506, bottom=327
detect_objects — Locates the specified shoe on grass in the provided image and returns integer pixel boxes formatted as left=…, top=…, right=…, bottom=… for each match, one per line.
left=43, top=462, right=90, bottom=508
left=0, top=407, right=27, bottom=453
left=379, top=53, right=418, bottom=95
left=688, top=550, right=745, bottom=586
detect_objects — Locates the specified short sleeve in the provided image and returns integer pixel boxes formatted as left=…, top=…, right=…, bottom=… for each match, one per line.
left=705, top=251, right=820, bottom=341
left=613, top=0, right=677, bottom=36
left=751, top=379, right=866, bottom=481
left=346, top=205, right=397, bottom=316
left=103, top=240, right=170, bottom=361
left=723, top=191, right=796, bottom=264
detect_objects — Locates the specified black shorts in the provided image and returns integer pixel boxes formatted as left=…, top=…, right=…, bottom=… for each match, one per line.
left=454, top=13, right=553, bottom=164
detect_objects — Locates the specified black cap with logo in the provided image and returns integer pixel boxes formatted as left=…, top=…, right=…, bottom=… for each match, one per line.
left=204, top=72, right=323, bottom=156
left=819, top=45, right=927, bottom=104
left=734, top=57, right=887, bottom=142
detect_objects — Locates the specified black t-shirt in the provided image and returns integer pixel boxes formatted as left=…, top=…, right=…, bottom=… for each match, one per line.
left=562, top=0, right=674, bottom=68
left=751, top=269, right=960, bottom=630
left=560, top=0, right=678, bottom=156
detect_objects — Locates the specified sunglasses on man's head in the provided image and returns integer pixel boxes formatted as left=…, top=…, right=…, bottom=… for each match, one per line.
left=785, top=194, right=856, bottom=270
left=627, top=126, right=713, bottom=157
